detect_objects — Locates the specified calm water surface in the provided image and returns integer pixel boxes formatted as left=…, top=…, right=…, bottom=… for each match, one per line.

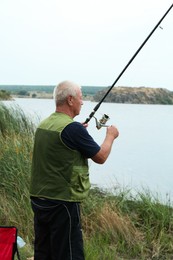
left=4, top=98, right=173, bottom=202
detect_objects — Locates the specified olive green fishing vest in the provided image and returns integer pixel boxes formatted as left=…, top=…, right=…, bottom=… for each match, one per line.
left=30, top=112, right=90, bottom=202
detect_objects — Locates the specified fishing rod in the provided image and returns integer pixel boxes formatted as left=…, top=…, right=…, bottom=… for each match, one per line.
left=84, top=3, right=173, bottom=129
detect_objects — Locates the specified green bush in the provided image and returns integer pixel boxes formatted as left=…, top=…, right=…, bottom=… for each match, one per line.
left=0, top=90, right=11, bottom=100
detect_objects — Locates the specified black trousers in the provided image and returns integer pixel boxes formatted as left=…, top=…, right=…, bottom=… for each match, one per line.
left=31, top=198, right=85, bottom=260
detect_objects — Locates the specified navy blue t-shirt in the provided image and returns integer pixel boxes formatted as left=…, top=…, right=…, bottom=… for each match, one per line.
left=61, top=122, right=100, bottom=158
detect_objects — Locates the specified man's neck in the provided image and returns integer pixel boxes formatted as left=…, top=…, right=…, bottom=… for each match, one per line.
left=56, top=106, right=74, bottom=118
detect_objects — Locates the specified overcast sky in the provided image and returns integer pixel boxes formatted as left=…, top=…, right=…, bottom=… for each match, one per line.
left=0, top=0, right=173, bottom=90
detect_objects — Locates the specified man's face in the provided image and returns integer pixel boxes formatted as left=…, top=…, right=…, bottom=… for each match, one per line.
left=72, top=88, right=83, bottom=116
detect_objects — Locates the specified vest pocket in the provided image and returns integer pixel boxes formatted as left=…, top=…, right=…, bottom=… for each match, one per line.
left=71, top=166, right=90, bottom=193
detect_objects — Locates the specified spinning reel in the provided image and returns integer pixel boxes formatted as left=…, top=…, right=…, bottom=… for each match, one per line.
left=93, top=114, right=110, bottom=129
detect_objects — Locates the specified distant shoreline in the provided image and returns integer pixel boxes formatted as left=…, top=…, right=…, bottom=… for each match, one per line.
left=1, top=86, right=173, bottom=104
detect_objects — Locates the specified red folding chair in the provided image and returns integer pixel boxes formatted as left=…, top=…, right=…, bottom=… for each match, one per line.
left=0, top=226, right=20, bottom=260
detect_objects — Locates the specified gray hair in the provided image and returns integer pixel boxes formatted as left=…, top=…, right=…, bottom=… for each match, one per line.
left=53, top=81, right=81, bottom=106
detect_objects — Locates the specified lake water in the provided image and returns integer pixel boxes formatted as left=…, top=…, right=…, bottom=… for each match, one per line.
left=3, top=98, right=173, bottom=202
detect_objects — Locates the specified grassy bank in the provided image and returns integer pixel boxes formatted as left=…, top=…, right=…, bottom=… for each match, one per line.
left=0, top=102, right=173, bottom=259
left=0, top=90, right=12, bottom=100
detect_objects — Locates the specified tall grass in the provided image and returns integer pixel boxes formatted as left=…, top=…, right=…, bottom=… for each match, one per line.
left=0, top=102, right=173, bottom=259
left=82, top=188, right=173, bottom=259
left=0, top=102, right=36, bottom=244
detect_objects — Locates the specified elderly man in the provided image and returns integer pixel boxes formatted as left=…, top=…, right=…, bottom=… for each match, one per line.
left=30, top=80, right=119, bottom=260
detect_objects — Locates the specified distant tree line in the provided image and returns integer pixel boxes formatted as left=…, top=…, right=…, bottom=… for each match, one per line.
left=0, top=85, right=106, bottom=97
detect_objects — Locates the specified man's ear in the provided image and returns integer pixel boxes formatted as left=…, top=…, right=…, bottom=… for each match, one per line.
left=67, top=95, right=73, bottom=106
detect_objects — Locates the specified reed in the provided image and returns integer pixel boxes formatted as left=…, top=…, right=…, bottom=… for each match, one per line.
left=0, top=102, right=35, bottom=242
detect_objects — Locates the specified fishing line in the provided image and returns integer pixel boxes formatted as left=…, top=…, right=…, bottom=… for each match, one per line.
left=84, top=3, right=173, bottom=127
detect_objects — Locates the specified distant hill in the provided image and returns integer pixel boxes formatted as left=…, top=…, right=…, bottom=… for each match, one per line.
left=94, top=86, right=173, bottom=105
